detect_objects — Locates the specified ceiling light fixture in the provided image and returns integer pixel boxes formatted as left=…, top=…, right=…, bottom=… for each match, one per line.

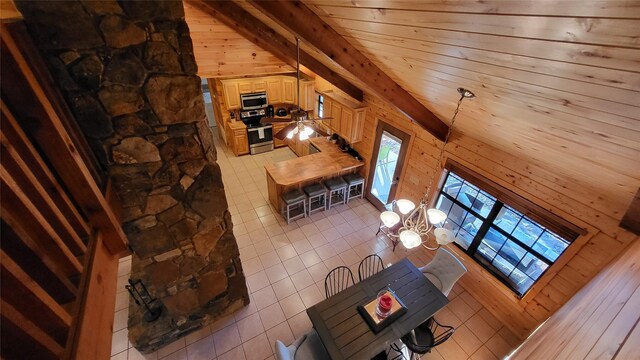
left=380, top=87, right=475, bottom=250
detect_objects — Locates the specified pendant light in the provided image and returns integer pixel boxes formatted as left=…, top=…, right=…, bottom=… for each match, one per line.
left=380, top=87, right=476, bottom=250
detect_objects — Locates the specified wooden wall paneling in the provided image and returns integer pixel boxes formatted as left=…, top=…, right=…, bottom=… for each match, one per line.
left=190, top=0, right=363, bottom=101
left=0, top=23, right=128, bottom=255
left=183, top=1, right=295, bottom=77
left=313, top=6, right=640, bottom=48
left=249, top=0, right=449, bottom=141
left=343, top=29, right=640, bottom=92
left=0, top=102, right=91, bottom=240
left=312, top=12, right=640, bottom=72
left=306, top=0, right=640, bottom=18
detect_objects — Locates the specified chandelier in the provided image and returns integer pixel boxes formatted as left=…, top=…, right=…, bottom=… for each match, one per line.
left=379, top=87, right=476, bottom=250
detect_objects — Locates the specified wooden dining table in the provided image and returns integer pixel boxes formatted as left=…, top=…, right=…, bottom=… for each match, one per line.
left=306, top=258, right=450, bottom=360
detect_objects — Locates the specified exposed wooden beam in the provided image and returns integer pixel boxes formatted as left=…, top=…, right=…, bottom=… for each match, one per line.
left=249, top=0, right=449, bottom=141
left=192, top=0, right=363, bottom=101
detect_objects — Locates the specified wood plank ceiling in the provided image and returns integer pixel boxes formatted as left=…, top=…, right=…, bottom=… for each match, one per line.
left=221, top=0, right=640, bottom=216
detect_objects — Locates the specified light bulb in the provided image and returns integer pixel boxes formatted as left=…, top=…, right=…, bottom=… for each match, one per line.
left=302, top=126, right=314, bottom=136
left=434, top=228, right=455, bottom=245
left=396, top=199, right=415, bottom=215
left=299, top=131, right=309, bottom=140
left=379, top=211, right=400, bottom=228
left=427, top=208, right=447, bottom=224
left=399, top=230, right=422, bottom=249
left=286, top=131, right=294, bottom=139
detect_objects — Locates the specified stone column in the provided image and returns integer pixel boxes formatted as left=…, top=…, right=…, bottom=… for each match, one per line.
left=16, top=0, right=248, bottom=352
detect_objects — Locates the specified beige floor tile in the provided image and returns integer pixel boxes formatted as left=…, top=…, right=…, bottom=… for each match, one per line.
left=268, top=234, right=289, bottom=249
left=185, top=335, right=215, bottom=360
left=485, top=333, right=513, bottom=359
left=217, top=345, right=245, bottom=360
left=324, top=255, right=346, bottom=270
left=258, top=251, right=281, bottom=268
left=252, top=286, right=278, bottom=310
left=470, top=346, right=499, bottom=360
left=300, top=249, right=322, bottom=267
left=265, top=263, right=289, bottom=284
left=329, top=238, right=350, bottom=253
left=307, top=233, right=329, bottom=248
left=213, top=324, right=241, bottom=355
left=259, top=302, right=287, bottom=330
left=288, top=312, right=312, bottom=339
left=307, top=262, right=329, bottom=282
left=465, top=313, right=497, bottom=343
left=114, top=308, right=129, bottom=332
left=112, top=328, right=130, bottom=356
left=253, top=239, right=274, bottom=255
left=112, top=350, right=128, bottom=360
left=448, top=296, right=477, bottom=322
left=339, top=249, right=361, bottom=266
left=321, top=228, right=342, bottom=242
left=242, top=333, right=272, bottom=360
left=271, top=277, right=297, bottom=300
left=298, top=284, right=324, bottom=308
left=276, top=244, right=297, bottom=261
left=300, top=223, right=320, bottom=237
left=210, top=314, right=236, bottom=333
left=452, top=324, right=483, bottom=356
left=241, top=257, right=263, bottom=276
left=246, top=271, right=270, bottom=293
left=157, top=338, right=186, bottom=359
left=237, top=313, right=265, bottom=342
left=435, top=337, right=469, bottom=360
left=315, top=243, right=338, bottom=260
left=292, top=239, right=314, bottom=254
left=266, top=321, right=295, bottom=352
left=160, top=348, right=187, bottom=360
left=279, top=293, right=306, bottom=319
left=290, top=269, right=314, bottom=291
left=282, top=256, right=305, bottom=275
left=459, top=291, right=483, bottom=312
left=128, top=347, right=157, bottom=360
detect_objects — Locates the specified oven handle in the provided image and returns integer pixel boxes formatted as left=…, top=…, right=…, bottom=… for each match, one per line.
left=247, top=125, right=273, bottom=132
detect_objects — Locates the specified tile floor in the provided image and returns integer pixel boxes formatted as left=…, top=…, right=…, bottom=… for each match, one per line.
left=110, top=129, right=523, bottom=360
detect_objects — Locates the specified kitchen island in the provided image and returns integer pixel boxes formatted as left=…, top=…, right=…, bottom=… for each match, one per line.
left=265, top=137, right=364, bottom=212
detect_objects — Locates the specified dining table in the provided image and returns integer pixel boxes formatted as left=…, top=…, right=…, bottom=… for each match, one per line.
left=306, top=258, right=450, bottom=360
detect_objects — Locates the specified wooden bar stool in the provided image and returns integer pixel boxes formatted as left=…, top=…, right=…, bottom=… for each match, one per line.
left=281, top=189, right=307, bottom=224
left=324, top=177, right=348, bottom=209
left=303, top=183, right=327, bottom=216
left=343, top=173, right=365, bottom=203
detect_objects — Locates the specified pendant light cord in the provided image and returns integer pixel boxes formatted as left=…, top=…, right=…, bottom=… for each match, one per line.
left=422, top=93, right=466, bottom=205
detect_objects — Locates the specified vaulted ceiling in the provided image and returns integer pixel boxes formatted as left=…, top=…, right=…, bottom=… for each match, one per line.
left=186, top=0, right=640, bottom=212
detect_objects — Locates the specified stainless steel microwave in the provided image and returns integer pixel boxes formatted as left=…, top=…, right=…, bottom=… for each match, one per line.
left=240, top=92, right=268, bottom=110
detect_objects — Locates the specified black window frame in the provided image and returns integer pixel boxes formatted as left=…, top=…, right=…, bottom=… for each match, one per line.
left=434, top=160, right=587, bottom=298
left=318, top=94, right=324, bottom=118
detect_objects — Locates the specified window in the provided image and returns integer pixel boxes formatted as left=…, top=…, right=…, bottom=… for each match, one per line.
left=318, top=94, right=324, bottom=118
left=434, top=161, right=585, bottom=297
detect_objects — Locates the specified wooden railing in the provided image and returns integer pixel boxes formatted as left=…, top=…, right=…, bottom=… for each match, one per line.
left=1, top=22, right=129, bottom=359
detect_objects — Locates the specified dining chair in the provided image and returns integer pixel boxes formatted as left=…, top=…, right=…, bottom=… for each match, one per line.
left=418, top=248, right=467, bottom=296
left=358, top=254, right=385, bottom=282
left=324, top=266, right=355, bottom=298
left=274, top=328, right=331, bottom=360
left=391, top=318, right=455, bottom=359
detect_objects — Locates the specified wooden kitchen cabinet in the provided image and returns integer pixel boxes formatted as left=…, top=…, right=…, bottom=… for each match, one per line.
left=299, top=80, right=316, bottom=111
left=282, top=77, right=296, bottom=104
left=272, top=122, right=289, bottom=148
left=223, top=82, right=240, bottom=109
left=233, top=131, right=249, bottom=156
left=253, top=80, right=267, bottom=92
left=321, top=92, right=367, bottom=144
left=267, top=78, right=282, bottom=103
left=238, top=81, right=253, bottom=94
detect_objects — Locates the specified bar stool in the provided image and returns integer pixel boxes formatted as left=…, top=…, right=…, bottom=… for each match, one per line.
left=324, top=177, right=348, bottom=209
left=343, top=173, right=365, bottom=203
left=281, top=189, right=307, bottom=224
left=303, top=183, right=327, bottom=216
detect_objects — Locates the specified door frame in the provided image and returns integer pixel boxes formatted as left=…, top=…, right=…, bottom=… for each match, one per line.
left=365, top=120, right=412, bottom=211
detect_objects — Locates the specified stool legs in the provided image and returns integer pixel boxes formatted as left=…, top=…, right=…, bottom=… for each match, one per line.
left=346, top=181, right=365, bottom=203
left=282, top=199, right=307, bottom=224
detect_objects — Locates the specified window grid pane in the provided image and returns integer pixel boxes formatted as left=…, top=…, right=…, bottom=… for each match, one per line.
left=436, top=170, right=576, bottom=297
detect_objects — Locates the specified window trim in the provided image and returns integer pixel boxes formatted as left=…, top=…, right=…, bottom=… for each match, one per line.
left=437, top=159, right=587, bottom=297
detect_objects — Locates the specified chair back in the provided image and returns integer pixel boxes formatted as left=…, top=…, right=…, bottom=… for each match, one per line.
left=358, top=254, right=384, bottom=282
left=419, top=248, right=467, bottom=296
left=324, top=266, right=355, bottom=298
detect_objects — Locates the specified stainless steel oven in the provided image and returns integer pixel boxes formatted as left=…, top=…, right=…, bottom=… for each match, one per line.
left=247, top=124, right=274, bottom=155
left=240, top=92, right=268, bottom=110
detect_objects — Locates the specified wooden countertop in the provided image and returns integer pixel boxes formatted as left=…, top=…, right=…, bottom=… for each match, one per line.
left=265, top=137, right=363, bottom=186
left=227, top=121, right=246, bottom=130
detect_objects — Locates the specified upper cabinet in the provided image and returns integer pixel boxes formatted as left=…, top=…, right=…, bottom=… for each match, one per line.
left=282, top=77, right=296, bottom=104
left=221, top=75, right=313, bottom=110
left=321, top=92, right=367, bottom=144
